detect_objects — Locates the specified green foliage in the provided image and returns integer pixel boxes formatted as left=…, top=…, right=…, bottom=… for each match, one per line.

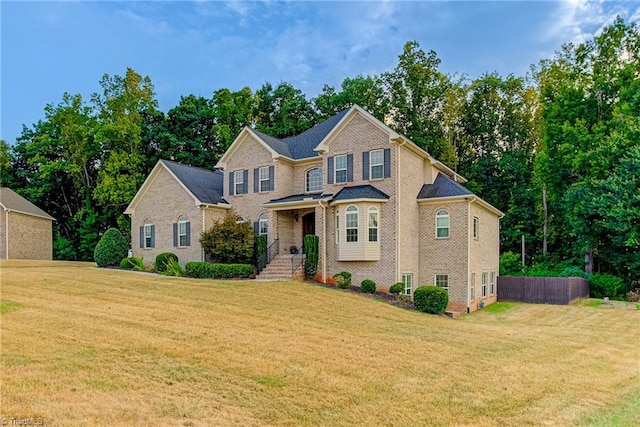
left=304, top=234, right=319, bottom=279
left=389, top=283, right=404, bottom=295
left=200, top=213, right=254, bottom=264
left=558, top=266, right=590, bottom=279
left=53, top=235, right=78, bottom=261
left=163, top=259, right=184, bottom=277
left=254, top=82, right=315, bottom=138
left=361, top=279, right=376, bottom=293
left=500, top=252, right=523, bottom=276
left=94, top=228, right=128, bottom=267
left=589, top=273, right=626, bottom=300
left=314, top=75, right=389, bottom=122
left=155, top=252, right=178, bottom=273
left=333, top=271, right=352, bottom=289
left=120, top=257, right=144, bottom=270
left=185, top=262, right=253, bottom=279
left=413, top=286, right=449, bottom=314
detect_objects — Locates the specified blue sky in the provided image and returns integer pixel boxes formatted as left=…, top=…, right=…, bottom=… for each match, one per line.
left=2, top=1, right=639, bottom=145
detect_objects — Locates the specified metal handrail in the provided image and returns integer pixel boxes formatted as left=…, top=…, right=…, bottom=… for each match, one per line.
left=291, top=241, right=305, bottom=275
left=257, top=238, right=279, bottom=274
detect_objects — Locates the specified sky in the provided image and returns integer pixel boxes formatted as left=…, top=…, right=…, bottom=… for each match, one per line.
left=2, top=1, right=639, bottom=146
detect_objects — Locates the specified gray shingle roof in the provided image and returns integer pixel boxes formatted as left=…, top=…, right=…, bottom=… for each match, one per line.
left=0, top=188, right=54, bottom=220
left=252, top=108, right=350, bottom=160
left=332, top=185, right=390, bottom=202
left=417, top=173, right=474, bottom=199
left=264, top=193, right=331, bottom=205
left=161, top=160, right=226, bottom=205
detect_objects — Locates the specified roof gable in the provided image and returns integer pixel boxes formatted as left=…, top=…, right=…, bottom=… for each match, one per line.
left=124, top=160, right=226, bottom=215
left=0, top=188, right=55, bottom=220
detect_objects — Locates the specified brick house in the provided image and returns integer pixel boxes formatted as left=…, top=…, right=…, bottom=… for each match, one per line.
left=0, top=187, right=55, bottom=260
left=127, top=105, right=503, bottom=312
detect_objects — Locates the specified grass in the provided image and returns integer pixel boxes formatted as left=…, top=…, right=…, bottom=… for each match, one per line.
left=1, top=260, right=639, bottom=426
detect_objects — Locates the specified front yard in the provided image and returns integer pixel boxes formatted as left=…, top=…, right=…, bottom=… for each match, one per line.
left=1, top=260, right=639, bottom=426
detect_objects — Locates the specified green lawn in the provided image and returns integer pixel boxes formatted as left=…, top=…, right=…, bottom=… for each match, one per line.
left=1, top=260, right=639, bottom=426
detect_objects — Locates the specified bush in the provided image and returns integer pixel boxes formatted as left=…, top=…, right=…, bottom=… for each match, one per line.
left=120, top=257, right=144, bottom=270
left=163, top=259, right=184, bottom=277
left=200, top=212, right=254, bottom=264
left=361, top=279, right=376, bottom=293
left=94, top=228, right=128, bottom=268
left=558, top=266, right=591, bottom=279
left=499, top=251, right=523, bottom=276
left=185, top=262, right=253, bottom=279
left=304, top=234, right=319, bottom=279
left=413, top=285, right=449, bottom=314
left=389, top=283, right=404, bottom=295
left=589, top=273, right=626, bottom=300
left=155, top=252, right=178, bottom=273
left=333, top=271, right=352, bottom=289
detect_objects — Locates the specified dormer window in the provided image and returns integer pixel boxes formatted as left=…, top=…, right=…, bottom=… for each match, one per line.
left=306, top=167, right=323, bottom=193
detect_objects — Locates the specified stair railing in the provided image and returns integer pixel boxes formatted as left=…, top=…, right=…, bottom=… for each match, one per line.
left=257, top=238, right=279, bottom=274
left=291, top=241, right=305, bottom=275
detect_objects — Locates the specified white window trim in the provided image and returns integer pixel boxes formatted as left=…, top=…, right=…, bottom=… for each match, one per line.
left=402, top=273, right=413, bottom=295
left=234, top=170, right=244, bottom=195
left=259, top=213, right=268, bottom=236
left=178, top=216, right=188, bottom=247
left=345, top=205, right=358, bottom=243
left=368, top=207, right=378, bottom=243
left=470, top=272, right=476, bottom=301
left=259, top=166, right=270, bottom=192
left=435, top=274, right=449, bottom=293
left=436, top=209, right=450, bottom=239
left=335, top=209, right=340, bottom=244
left=473, top=216, right=479, bottom=240
left=490, top=271, right=495, bottom=295
left=144, top=220, right=153, bottom=248
left=370, top=149, right=384, bottom=180
left=306, top=167, right=323, bottom=193
left=335, top=154, right=347, bottom=184
left=482, top=272, right=487, bottom=297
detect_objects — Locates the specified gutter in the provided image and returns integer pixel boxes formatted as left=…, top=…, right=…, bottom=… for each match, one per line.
left=392, top=136, right=407, bottom=284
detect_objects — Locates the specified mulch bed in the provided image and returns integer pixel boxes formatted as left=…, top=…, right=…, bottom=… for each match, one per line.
left=304, top=279, right=416, bottom=310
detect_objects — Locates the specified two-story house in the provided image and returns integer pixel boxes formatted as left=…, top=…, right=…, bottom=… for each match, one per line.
left=127, top=105, right=503, bottom=312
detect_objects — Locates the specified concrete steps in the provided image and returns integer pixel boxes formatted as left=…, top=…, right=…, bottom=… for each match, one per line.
left=256, top=254, right=305, bottom=280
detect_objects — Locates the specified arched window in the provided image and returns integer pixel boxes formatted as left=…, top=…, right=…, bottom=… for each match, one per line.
left=368, top=207, right=378, bottom=242
left=436, top=209, right=450, bottom=238
left=346, top=206, right=358, bottom=242
left=143, top=220, right=154, bottom=248
left=306, top=167, right=323, bottom=193
left=259, top=213, right=268, bottom=236
left=178, top=216, right=188, bottom=247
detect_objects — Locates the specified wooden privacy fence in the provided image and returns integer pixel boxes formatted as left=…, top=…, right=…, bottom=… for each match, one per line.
left=497, top=276, right=589, bottom=305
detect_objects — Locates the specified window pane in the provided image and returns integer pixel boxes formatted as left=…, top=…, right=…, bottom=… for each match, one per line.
left=346, top=229, right=358, bottom=242
left=335, top=155, right=347, bottom=183
left=370, top=150, right=384, bottom=179
left=306, top=167, right=323, bottom=193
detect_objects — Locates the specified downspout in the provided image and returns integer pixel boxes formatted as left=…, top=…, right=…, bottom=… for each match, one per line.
left=467, top=196, right=477, bottom=311
left=393, top=137, right=406, bottom=284
left=318, top=200, right=327, bottom=283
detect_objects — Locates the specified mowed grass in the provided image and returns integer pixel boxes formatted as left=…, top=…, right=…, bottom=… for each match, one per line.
left=1, top=261, right=639, bottom=426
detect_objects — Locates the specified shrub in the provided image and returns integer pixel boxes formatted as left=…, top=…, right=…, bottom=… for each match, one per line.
left=361, top=279, right=376, bottom=293
left=94, top=228, right=128, bottom=268
left=626, top=287, right=640, bottom=303
left=558, top=266, right=590, bottom=279
left=389, top=283, right=404, bottom=295
left=499, top=251, right=523, bottom=276
left=333, top=271, right=352, bottom=289
left=163, top=259, right=184, bottom=277
left=155, top=252, right=178, bottom=273
left=120, top=257, right=144, bottom=270
left=200, top=212, right=254, bottom=264
left=589, top=273, right=626, bottom=300
left=304, top=234, right=319, bottom=279
left=413, top=285, right=449, bottom=314
left=185, top=262, right=253, bottom=279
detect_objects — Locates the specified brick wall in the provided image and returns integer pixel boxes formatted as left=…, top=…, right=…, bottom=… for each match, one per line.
left=3, top=211, right=52, bottom=260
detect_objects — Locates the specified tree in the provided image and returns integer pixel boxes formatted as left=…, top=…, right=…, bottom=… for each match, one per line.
left=0, top=140, right=15, bottom=186
left=212, top=87, right=255, bottom=153
left=313, top=75, right=389, bottom=121
left=254, top=82, right=316, bottom=138
left=200, top=213, right=254, bottom=264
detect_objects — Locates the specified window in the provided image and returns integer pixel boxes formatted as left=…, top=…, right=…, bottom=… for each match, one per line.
left=436, top=209, right=450, bottom=238
left=335, top=154, right=347, bottom=184
left=259, top=214, right=268, bottom=236
left=234, top=170, right=245, bottom=195
left=259, top=167, right=270, bottom=192
left=178, top=216, right=188, bottom=247
left=143, top=220, right=154, bottom=248
left=490, top=271, right=495, bottom=295
left=335, top=210, right=340, bottom=244
left=435, top=274, right=449, bottom=292
left=402, top=274, right=413, bottom=295
left=482, top=272, right=487, bottom=297
left=345, top=205, right=358, bottom=242
left=470, top=273, right=476, bottom=300
left=370, top=149, right=384, bottom=180
left=306, top=167, right=323, bottom=193
left=368, top=207, right=378, bottom=242
left=473, top=216, right=479, bottom=239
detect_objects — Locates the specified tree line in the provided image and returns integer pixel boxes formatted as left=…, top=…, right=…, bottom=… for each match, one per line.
left=0, top=18, right=638, bottom=284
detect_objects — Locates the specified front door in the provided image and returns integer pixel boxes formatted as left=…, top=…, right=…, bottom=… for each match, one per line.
left=302, top=213, right=316, bottom=243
